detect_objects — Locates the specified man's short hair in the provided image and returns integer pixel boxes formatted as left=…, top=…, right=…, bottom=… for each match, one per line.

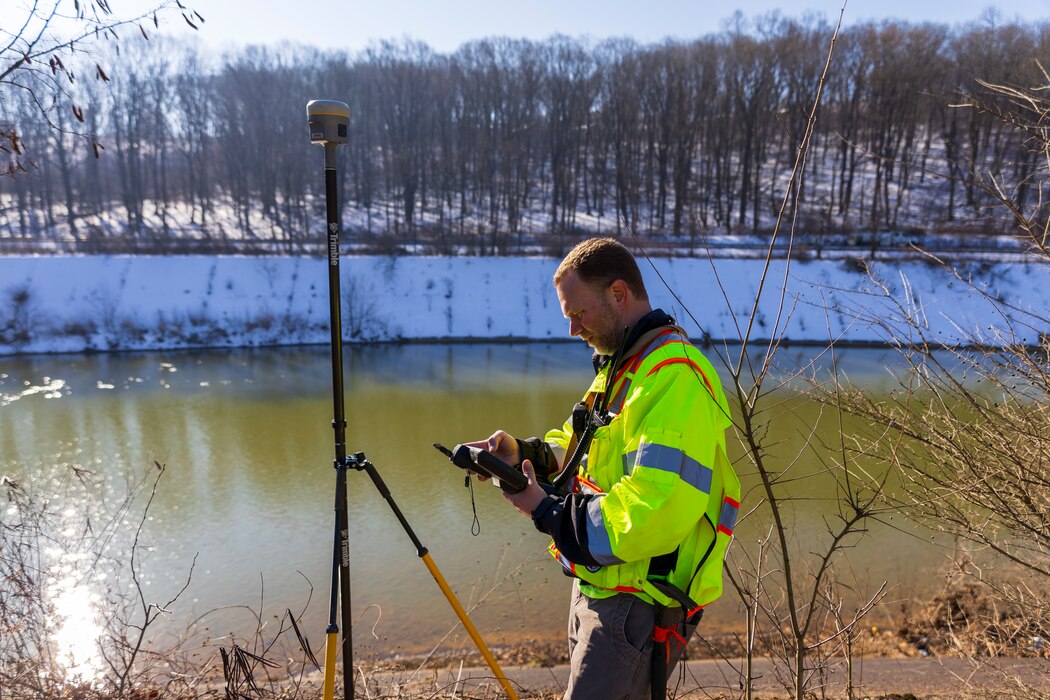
left=554, top=237, right=648, bottom=300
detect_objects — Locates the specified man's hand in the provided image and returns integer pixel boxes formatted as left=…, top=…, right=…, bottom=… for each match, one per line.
left=503, top=460, right=548, bottom=517
left=464, top=430, right=521, bottom=480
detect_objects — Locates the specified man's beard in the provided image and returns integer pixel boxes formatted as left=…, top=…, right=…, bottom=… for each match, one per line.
left=589, top=333, right=619, bottom=356
left=586, top=302, right=622, bottom=356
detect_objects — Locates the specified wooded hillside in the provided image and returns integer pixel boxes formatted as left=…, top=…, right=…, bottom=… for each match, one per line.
left=2, top=14, right=1047, bottom=254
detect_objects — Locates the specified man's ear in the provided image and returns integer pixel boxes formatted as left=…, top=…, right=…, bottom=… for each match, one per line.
left=608, top=279, right=629, bottom=306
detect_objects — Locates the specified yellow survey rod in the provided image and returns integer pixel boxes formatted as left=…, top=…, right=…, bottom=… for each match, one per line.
left=322, top=629, right=338, bottom=700
left=421, top=552, right=520, bottom=700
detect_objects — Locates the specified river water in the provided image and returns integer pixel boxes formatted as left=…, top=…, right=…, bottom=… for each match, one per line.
left=0, top=343, right=942, bottom=670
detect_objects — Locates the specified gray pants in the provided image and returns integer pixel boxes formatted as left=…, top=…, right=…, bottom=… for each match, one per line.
left=564, top=581, right=698, bottom=700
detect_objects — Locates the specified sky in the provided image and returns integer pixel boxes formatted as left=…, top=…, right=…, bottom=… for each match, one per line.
left=117, top=0, right=1050, bottom=53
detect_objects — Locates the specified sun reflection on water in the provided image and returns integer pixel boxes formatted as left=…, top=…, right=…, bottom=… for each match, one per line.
left=45, top=550, right=106, bottom=684
left=0, top=377, right=67, bottom=407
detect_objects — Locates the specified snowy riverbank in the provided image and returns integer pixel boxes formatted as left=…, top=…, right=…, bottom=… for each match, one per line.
left=1, top=254, right=1046, bottom=355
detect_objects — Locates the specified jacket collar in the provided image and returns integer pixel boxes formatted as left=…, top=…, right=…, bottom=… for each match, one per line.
left=592, top=308, right=677, bottom=375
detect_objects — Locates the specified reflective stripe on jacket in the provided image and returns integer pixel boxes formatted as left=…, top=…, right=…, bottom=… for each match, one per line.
left=545, top=326, right=739, bottom=609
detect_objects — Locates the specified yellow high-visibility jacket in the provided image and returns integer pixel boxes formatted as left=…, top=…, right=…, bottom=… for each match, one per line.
left=542, top=324, right=738, bottom=611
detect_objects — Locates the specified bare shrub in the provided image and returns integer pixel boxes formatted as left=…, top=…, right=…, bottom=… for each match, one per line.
left=0, top=281, right=36, bottom=346
left=634, top=10, right=897, bottom=699
left=342, top=273, right=388, bottom=340
left=0, top=463, right=200, bottom=697
left=821, top=62, right=1050, bottom=699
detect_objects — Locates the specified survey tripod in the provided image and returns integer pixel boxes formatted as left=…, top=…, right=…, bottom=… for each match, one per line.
left=306, top=100, right=519, bottom=700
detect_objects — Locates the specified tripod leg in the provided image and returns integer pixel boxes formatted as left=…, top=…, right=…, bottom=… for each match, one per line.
left=421, top=553, right=520, bottom=700
left=359, top=459, right=519, bottom=699
left=322, top=623, right=338, bottom=700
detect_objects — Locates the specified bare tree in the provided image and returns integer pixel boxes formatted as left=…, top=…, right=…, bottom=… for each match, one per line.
left=541, top=36, right=597, bottom=242
left=1, top=1, right=200, bottom=176
left=5, top=16, right=1050, bottom=252
left=172, top=44, right=215, bottom=229
left=701, top=11, right=894, bottom=698
left=596, top=40, right=643, bottom=236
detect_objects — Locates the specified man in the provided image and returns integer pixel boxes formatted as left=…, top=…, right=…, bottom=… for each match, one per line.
left=471, top=237, right=739, bottom=699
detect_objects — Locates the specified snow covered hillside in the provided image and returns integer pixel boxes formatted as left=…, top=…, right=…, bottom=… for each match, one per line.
left=0, top=254, right=1046, bottom=355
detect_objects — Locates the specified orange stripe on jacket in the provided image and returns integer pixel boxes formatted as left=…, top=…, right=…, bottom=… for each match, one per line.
left=647, top=357, right=716, bottom=399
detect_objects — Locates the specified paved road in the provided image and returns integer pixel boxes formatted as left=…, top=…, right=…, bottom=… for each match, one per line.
left=359, top=656, right=1049, bottom=698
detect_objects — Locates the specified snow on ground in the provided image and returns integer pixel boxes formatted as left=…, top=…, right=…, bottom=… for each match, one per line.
left=0, top=254, right=1046, bottom=355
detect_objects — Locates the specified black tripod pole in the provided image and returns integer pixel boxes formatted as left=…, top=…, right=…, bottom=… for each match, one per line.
left=307, top=100, right=518, bottom=699
left=326, top=141, right=355, bottom=700
left=308, top=100, right=354, bottom=700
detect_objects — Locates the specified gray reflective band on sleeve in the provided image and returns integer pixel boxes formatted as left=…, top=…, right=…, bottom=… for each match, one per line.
left=718, top=497, right=739, bottom=534
left=549, top=441, right=566, bottom=468
left=585, top=496, right=625, bottom=566
left=621, top=450, right=638, bottom=476
left=635, top=442, right=713, bottom=494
